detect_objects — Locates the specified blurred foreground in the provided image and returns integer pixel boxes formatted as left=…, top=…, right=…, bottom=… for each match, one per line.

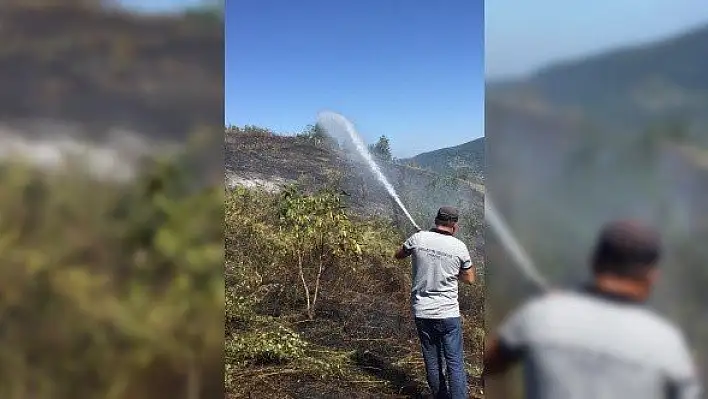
left=485, top=104, right=708, bottom=399
left=0, top=1, right=223, bottom=396
left=0, top=147, right=223, bottom=399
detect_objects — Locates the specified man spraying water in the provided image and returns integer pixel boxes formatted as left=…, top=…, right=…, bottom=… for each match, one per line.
left=317, top=112, right=478, bottom=397
left=484, top=219, right=702, bottom=399
left=395, top=206, right=476, bottom=399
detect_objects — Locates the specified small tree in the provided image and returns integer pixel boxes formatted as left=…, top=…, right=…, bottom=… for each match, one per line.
left=369, top=135, right=393, bottom=161
left=278, top=187, right=362, bottom=319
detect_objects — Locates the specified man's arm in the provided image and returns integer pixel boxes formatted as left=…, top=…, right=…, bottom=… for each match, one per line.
left=395, top=234, right=417, bottom=259
left=666, top=378, right=702, bottom=399
left=458, top=249, right=475, bottom=284
left=665, top=336, right=703, bottom=399
left=458, top=265, right=476, bottom=284
left=394, top=245, right=413, bottom=259
left=483, top=335, right=523, bottom=376
left=483, top=304, right=530, bottom=377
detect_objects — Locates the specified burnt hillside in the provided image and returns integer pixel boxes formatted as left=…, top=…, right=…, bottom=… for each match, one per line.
left=0, top=2, right=222, bottom=141
left=226, top=130, right=485, bottom=259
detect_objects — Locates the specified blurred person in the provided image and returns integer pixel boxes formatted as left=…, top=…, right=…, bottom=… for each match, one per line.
left=395, top=206, right=476, bottom=399
left=484, top=219, right=702, bottom=399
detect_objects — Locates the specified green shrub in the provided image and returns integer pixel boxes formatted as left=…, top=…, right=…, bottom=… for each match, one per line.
left=0, top=149, right=222, bottom=399
left=227, top=325, right=308, bottom=367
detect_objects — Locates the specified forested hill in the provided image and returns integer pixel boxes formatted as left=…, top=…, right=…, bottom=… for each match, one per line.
left=401, top=137, right=484, bottom=181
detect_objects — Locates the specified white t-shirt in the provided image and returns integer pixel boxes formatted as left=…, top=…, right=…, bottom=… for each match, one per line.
left=498, top=289, right=702, bottom=399
left=404, top=229, right=472, bottom=319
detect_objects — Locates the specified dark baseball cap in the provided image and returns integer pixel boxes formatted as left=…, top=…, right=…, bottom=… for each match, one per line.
left=436, top=206, right=459, bottom=222
left=591, top=219, right=662, bottom=275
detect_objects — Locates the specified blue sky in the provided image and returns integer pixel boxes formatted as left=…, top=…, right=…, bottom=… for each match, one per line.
left=117, top=0, right=204, bottom=13
left=226, top=1, right=484, bottom=158
left=118, top=0, right=708, bottom=156
left=486, top=0, right=708, bottom=79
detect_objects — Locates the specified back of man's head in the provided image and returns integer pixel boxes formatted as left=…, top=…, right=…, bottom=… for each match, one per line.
left=591, top=219, right=662, bottom=280
left=435, top=206, right=459, bottom=228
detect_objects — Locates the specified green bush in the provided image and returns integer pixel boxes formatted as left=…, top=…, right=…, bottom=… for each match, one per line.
left=0, top=151, right=222, bottom=399
left=226, top=184, right=388, bottom=318
left=225, top=184, right=411, bottom=386
left=227, top=325, right=308, bottom=367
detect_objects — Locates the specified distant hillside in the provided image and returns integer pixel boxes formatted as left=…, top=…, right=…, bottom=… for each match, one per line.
left=483, top=21, right=708, bottom=244
left=402, top=137, right=485, bottom=181
left=488, top=23, right=708, bottom=138
left=483, top=22, right=708, bottom=239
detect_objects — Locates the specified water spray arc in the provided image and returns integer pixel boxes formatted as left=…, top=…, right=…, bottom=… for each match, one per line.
left=317, top=111, right=549, bottom=291
left=317, top=111, right=422, bottom=231
left=485, top=196, right=550, bottom=291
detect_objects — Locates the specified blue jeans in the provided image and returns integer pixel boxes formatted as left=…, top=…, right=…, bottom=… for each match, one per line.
left=414, top=317, right=468, bottom=399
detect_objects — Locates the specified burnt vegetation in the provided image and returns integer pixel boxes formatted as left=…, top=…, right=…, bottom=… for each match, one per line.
left=226, top=126, right=485, bottom=398
left=0, top=0, right=222, bottom=142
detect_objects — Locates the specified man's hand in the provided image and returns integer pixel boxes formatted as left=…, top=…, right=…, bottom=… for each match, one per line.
left=458, top=267, right=476, bottom=284
left=394, top=245, right=413, bottom=259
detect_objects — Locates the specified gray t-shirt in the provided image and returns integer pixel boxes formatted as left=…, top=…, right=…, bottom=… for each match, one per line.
left=498, top=289, right=702, bottom=399
left=404, top=229, right=472, bottom=319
